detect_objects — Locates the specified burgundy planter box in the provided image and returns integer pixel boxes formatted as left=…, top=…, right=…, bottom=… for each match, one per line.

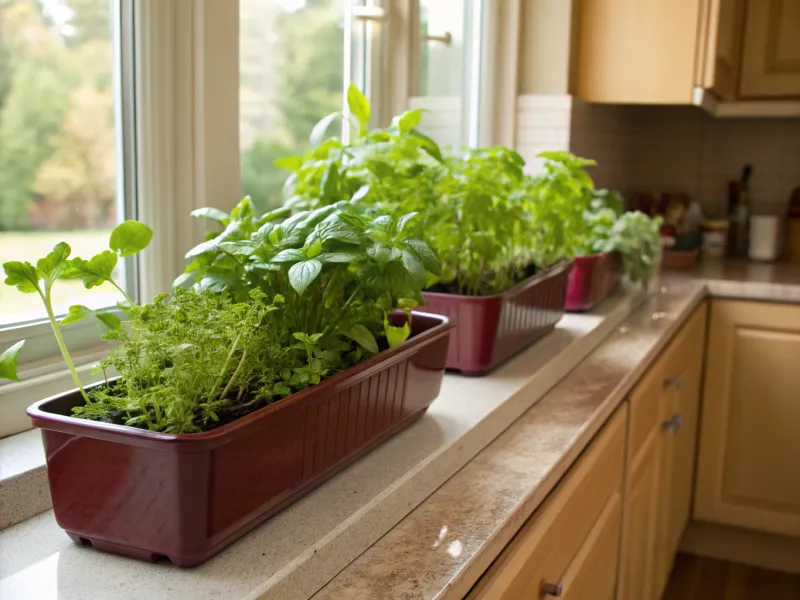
left=564, top=252, right=621, bottom=312
left=27, top=312, right=452, bottom=567
left=421, top=261, right=572, bottom=376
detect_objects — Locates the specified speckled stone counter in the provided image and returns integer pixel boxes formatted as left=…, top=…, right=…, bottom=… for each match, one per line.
left=1, top=262, right=799, bottom=600
left=313, top=262, right=800, bottom=600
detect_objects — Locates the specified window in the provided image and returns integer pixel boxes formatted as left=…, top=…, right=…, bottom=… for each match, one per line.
left=0, top=0, right=132, bottom=327
left=0, top=0, right=139, bottom=437
left=239, top=0, right=347, bottom=212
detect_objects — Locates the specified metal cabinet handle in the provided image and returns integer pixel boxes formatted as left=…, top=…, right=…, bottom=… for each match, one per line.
left=541, top=581, right=563, bottom=597
left=663, top=375, right=682, bottom=390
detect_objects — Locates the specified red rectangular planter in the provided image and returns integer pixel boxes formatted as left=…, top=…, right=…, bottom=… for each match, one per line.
left=420, top=262, right=572, bottom=376
left=26, top=312, right=452, bottom=567
left=564, top=252, right=621, bottom=312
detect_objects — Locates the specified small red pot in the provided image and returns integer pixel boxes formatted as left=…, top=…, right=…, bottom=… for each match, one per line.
left=27, top=312, right=452, bottom=567
left=564, top=252, right=621, bottom=312
left=421, top=262, right=572, bottom=376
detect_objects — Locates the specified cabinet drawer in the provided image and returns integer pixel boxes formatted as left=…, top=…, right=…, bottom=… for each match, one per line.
left=468, top=405, right=627, bottom=599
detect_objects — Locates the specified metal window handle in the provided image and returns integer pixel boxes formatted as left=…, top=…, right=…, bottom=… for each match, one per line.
left=423, top=31, right=453, bottom=46
left=541, top=582, right=563, bottom=597
left=663, top=375, right=682, bottom=390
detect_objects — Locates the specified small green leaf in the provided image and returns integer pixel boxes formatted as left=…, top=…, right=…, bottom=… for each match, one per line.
left=310, top=112, right=340, bottom=147
left=3, top=261, right=39, bottom=294
left=0, top=340, right=25, bottom=382
left=272, top=248, right=306, bottom=263
left=95, top=311, right=122, bottom=331
left=191, top=207, right=230, bottom=225
left=396, top=108, right=422, bottom=134
left=316, top=250, right=367, bottom=264
left=61, top=250, right=118, bottom=289
left=173, top=271, right=198, bottom=289
left=347, top=83, right=370, bottom=129
left=396, top=212, right=419, bottom=233
left=384, top=321, right=411, bottom=348
left=288, top=259, right=322, bottom=295
left=351, top=184, right=370, bottom=203
left=401, top=249, right=427, bottom=283
left=60, top=304, right=94, bottom=326
left=343, top=324, right=379, bottom=354
left=405, top=239, right=441, bottom=276
left=36, top=242, right=71, bottom=284
left=274, top=156, right=304, bottom=172
left=110, top=221, right=153, bottom=257
left=230, top=197, right=256, bottom=222
left=321, top=162, right=339, bottom=199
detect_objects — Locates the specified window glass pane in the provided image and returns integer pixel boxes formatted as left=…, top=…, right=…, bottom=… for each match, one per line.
left=0, top=0, right=123, bottom=326
left=240, top=0, right=345, bottom=212
left=419, top=0, right=466, bottom=97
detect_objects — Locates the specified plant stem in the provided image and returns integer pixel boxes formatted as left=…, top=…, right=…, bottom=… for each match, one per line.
left=210, top=333, right=241, bottom=400
left=221, top=348, right=247, bottom=400
left=109, top=279, right=136, bottom=308
left=43, top=289, right=90, bottom=404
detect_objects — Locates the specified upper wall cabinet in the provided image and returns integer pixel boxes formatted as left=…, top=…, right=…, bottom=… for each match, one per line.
left=573, top=0, right=800, bottom=104
left=739, top=0, right=800, bottom=98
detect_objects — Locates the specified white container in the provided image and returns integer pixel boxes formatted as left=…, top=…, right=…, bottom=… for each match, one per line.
left=749, top=215, right=782, bottom=261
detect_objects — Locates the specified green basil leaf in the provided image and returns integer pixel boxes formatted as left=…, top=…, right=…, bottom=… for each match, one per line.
left=272, top=248, right=306, bottom=263
left=396, top=108, right=422, bottom=134
left=191, top=207, right=230, bottom=225
left=110, top=221, right=153, bottom=257
left=230, top=197, right=256, bottom=222
left=343, top=324, right=379, bottom=354
left=288, top=259, right=322, bottom=295
left=310, top=112, right=340, bottom=147
left=396, top=212, right=419, bottom=233
left=405, top=239, right=441, bottom=276
left=401, top=249, right=427, bottom=283
left=347, top=83, right=371, bottom=128
left=173, top=271, right=198, bottom=289
left=316, top=250, right=367, bottom=264
left=0, top=340, right=25, bottom=382
left=2, top=261, right=39, bottom=294
left=274, top=156, right=304, bottom=172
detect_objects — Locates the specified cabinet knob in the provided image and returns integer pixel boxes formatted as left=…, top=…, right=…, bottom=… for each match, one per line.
left=541, top=582, right=563, bottom=597
left=663, top=375, right=682, bottom=390
left=662, top=414, right=682, bottom=434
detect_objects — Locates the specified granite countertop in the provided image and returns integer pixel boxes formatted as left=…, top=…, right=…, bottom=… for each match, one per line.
left=1, top=261, right=799, bottom=600
left=313, top=261, right=800, bottom=600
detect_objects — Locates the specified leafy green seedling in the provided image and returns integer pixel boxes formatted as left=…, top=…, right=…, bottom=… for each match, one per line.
left=0, top=221, right=153, bottom=399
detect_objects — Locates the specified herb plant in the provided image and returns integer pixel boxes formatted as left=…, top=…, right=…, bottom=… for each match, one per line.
left=529, top=151, right=662, bottom=286
left=0, top=221, right=153, bottom=398
left=276, top=84, right=562, bottom=297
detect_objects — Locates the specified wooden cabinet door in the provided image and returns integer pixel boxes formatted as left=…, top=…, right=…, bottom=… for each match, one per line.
left=700, top=0, right=748, bottom=99
left=618, top=401, right=663, bottom=600
left=739, top=0, right=800, bottom=97
left=554, top=492, right=623, bottom=600
left=664, top=344, right=704, bottom=560
left=695, top=300, right=800, bottom=537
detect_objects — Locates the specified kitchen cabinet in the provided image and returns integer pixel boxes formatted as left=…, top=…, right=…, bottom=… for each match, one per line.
left=695, top=300, right=800, bottom=538
left=468, top=405, right=626, bottom=600
left=573, top=0, right=800, bottom=104
left=619, top=305, right=707, bottom=600
left=739, top=0, right=800, bottom=98
left=700, top=0, right=748, bottom=100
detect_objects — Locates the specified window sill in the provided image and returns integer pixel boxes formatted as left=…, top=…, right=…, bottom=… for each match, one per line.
left=0, top=346, right=108, bottom=439
left=0, top=429, right=50, bottom=530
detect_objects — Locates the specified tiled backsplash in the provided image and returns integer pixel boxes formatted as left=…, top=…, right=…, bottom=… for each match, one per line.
left=569, top=101, right=800, bottom=217
left=516, top=94, right=573, bottom=174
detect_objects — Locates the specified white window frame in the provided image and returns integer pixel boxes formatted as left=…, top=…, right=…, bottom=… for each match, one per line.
left=0, top=0, right=516, bottom=438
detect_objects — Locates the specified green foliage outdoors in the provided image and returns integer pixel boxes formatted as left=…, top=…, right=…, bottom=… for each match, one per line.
left=0, top=0, right=116, bottom=231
